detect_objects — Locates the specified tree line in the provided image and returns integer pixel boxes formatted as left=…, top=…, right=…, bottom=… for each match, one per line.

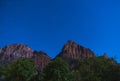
left=0, top=56, right=120, bottom=81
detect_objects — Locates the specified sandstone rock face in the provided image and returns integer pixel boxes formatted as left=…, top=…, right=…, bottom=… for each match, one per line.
left=57, top=40, right=96, bottom=60
left=0, top=44, right=33, bottom=61
left=0, top=44, right=51, bottom=71
left=33, top=51, right=51, bottom=71
left=0, top=41, right=96, bottom=71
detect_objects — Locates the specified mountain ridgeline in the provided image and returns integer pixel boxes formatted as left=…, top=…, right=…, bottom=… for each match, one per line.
left=0, top=41, right=120, bottom=81
left=0, top=41, right=96, bottom=69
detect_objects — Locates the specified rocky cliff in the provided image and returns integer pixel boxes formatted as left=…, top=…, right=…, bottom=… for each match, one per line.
left=0, top=41, right=96, bottom=70
left=0, top=44, right=33, bottom=61
left=33, top=51, right=51, bottom=72
left=57, top=40, right=96, bottom=60
left=0, top=44, right=51, bottom=71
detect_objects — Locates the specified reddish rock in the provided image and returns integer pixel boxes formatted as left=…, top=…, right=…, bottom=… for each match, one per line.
left=33, top=51, right=51, bottom=72
left=56, top=40, right=96, bottom=69
left=0, top=41, right=96, bottom=71
left=57, top=40, right=96, bottom=60
left=0, top=44, right=51, bottom=72
left=0, top=44, right=33, bottom=61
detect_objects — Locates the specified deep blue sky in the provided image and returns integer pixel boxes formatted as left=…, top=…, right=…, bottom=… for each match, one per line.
left=0, top=0, right=120, bottom=62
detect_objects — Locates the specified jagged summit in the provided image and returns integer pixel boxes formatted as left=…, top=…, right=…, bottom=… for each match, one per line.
left=57, top=40, right=96, bottom=60
left=0, top=44, right=33, bottom=61
left=0, top=41, right=97, bottom=71
left=0, top=44, right=51, bottom=71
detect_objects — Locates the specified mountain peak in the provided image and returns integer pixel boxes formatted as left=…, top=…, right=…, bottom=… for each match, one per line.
left=67, top=40, right=76, bottom=44
left=0, top=44, right=33, bottom=61
left=57, top=41, right=96, bottom=60
left=0, top=44, right=51, bottom=72
left=0, top=41, right=96, bottom=71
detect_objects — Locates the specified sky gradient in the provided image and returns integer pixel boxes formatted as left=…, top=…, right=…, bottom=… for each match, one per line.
left=0, top=0, right=120, bottom=62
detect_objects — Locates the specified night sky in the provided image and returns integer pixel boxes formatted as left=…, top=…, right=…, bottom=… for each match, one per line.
left=0, top=0, right=120, bottom=62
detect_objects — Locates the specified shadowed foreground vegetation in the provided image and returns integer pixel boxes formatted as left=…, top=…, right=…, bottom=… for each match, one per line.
left=0, top=57, right=120, bottom=81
